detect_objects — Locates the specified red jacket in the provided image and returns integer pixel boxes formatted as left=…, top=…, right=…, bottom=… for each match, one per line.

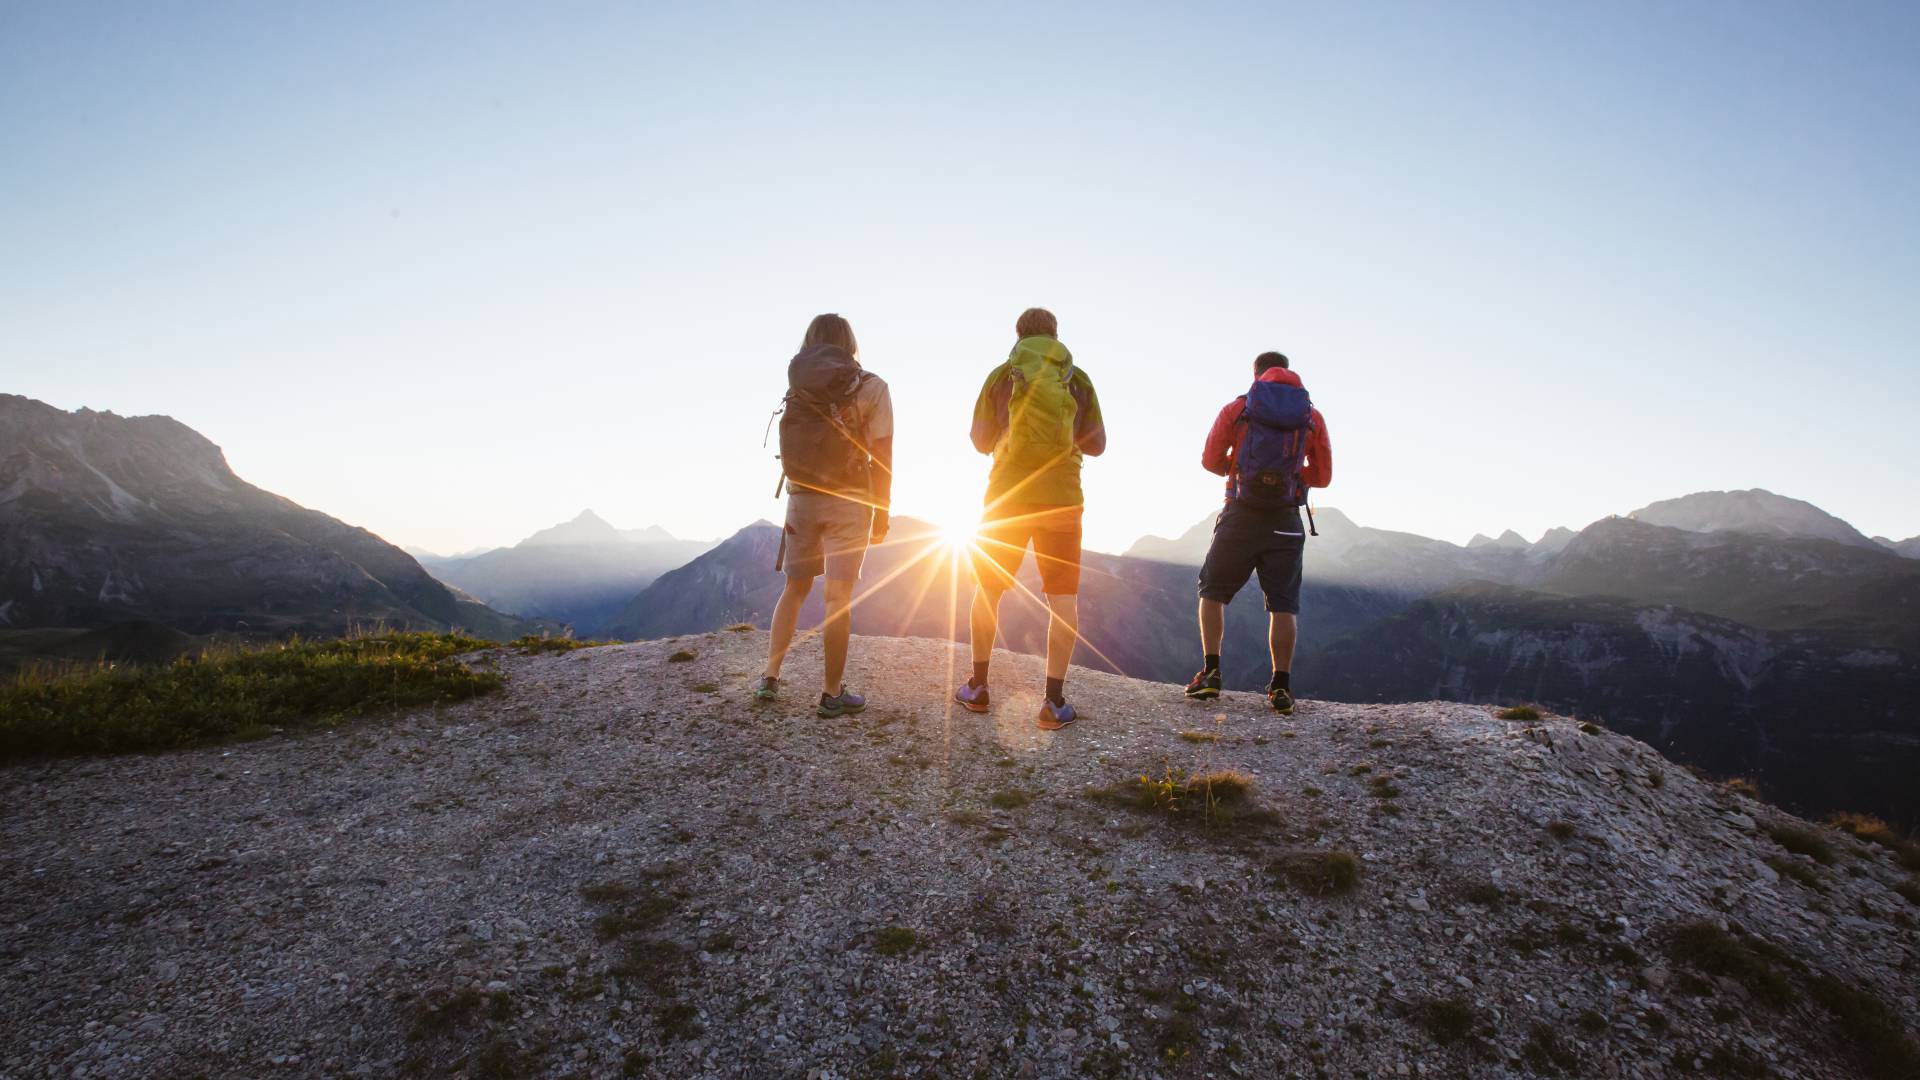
left=1201, top=367, right=1332, bottom=499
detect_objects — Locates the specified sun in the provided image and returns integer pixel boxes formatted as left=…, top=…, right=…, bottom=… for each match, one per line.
left=940, top=516, right=978, bottom=551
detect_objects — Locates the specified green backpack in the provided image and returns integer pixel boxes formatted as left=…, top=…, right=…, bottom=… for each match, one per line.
left=1001, top=339, right=1078, bottom=470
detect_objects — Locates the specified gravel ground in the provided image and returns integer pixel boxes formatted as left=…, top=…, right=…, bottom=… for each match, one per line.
left=2, top=631, right=1915, bottom=1079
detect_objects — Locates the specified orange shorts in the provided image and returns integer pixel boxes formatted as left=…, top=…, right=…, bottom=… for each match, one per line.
left=969, top=503, right=1083, bottom=596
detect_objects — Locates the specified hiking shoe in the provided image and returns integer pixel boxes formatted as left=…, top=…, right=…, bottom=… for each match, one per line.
left=818, top=689, right=866, bottom=718
left=752, top=676, right=779, bottom=701
left=1267, top=686, right=1295, bottom=715
left=1184, top=669, right=1222, bottom=700
left=1037, top=698, right=1077, bottom=730
left=954, top=681, right=990, bottom=714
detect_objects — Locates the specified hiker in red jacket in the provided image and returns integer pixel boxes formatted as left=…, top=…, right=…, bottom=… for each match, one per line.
left=1184, top=351, right=1331, bottom=713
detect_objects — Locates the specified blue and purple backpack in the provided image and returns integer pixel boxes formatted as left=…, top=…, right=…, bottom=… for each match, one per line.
left=1229, top=380, right=1314, bottom=509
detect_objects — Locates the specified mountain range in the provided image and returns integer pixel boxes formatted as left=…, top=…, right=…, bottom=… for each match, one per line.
left=0, top=395, right=528, bottom=661
left=412, top=510, right=713, bottom=634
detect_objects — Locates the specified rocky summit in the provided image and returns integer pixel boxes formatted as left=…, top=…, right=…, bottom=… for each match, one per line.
left=2, top=634, right=1916, bottom=1079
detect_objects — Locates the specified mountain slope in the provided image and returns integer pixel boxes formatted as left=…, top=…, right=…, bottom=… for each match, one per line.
left=0, top=395, right=525, bottom=639
left=2, top=635, right=1914, bottom=1078
left=1629, top=488, right=1879, bottom=549
left=1311, top=583, right=1920, bottom=824
left=418, top=511, right=712, bottom=633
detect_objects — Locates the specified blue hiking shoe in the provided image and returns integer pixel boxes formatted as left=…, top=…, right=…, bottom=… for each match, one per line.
left=954, top=681, right=990, bottom=714
left=818, top=689, right=866, bottom=718
left=1037, top=698, right=1077, bottom=730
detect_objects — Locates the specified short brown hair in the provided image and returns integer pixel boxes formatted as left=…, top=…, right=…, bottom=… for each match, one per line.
left=1254, top=351, right=1289, bottom=374
left=1015, top=307, right=1058, bottom=339
left=802, top=313, right=858, bottom=357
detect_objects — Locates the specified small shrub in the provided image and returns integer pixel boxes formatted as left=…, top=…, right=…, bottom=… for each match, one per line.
left=873, top=926, right=918, bottom=956
left=1766, top=855, right=1822, bottom=890
left=691, top=682, right=720, bottom=694
left=1807, top=974, right=1920, bottom=1079
left=947, top=810, right=989, bottom=827
left=1368, top=775, right=1402, bottom=799
left=667, top=650, right=697, bottom=663
left=1725, top=777, right=1760, bottom=799
left=1178, top=730, right=1221, bottom=744
left=509, top=634, right=612, bottom=654
left=1460, top=881, right=1504, bottom=908
left=1827, top=812, right=1920, bottom=870
left=725, top=623, right=755, bottom=633
left=1269, top=850, right=1360, bottom=896
left=1576, top=1009, right=1607, bottom=1033
left=1647, top=769, right=1665, bottom=789
left=1664, top=922, right=1793, bottom=1007
left=610, top=937, right=686, bottom=981
left=1412, top=996, right=1476, bottom=1044
left=580, top=881, right=634, bottom=903
left=1894, top=879, right=1920, bottom=906
left=989, top=789, right=1032, bottom=810
left=1522, top=1022, right=1579, bottom=1074
left=1547, top=820, right=1576, bottom=841
left=1579, top=722, right=1603, bottom=735
left=1496, top=705, right=1541, bottom=722
left=1768, top=825, right=1835, bottom=865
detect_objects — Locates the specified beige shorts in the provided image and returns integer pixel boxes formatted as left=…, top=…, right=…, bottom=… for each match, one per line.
left=782, top=492, right=873, bottom=582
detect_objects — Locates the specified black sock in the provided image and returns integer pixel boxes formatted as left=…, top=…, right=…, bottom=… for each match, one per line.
left=1204, top=653, right=1221, bottom=674
left=970, top=662, right=989, bottom=688
left=1045, top=677, right=1065, bottom=705
left=1269, top=670, right=1291, bottom=693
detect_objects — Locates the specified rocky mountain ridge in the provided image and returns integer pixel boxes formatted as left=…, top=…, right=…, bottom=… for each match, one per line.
left=0, top=394, right=526, bottom=642
left=1, top=633, right=1913, bottom=1079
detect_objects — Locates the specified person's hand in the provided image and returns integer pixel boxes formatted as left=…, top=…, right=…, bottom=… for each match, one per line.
left=870, top=510, right=889, bottom=545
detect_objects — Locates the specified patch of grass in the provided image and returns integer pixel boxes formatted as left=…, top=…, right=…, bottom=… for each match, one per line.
left=667, top=650, right=697, bottom=663
left=690, top=682, right=720, bottom=694
left=872, top=926, right=919, bottom=956
left=1459, top=881, right=1504, bottom=908
left=655, top=1001, right=702, bottom=1041
left=1521, top=1022, right=1579, bottom=1074
left=1496, top=705, right=1541, bottom=722
left=1411, top=996, right=1476, bottom=1044
left=1827, top=812, right=1920, bottom=870
left=1367, top=775, right=1402, bottom=799
left=1576, top=1009, right=1607, bottom=1033
left=580, top=881, right=635, bottom=903
left=1268, top=850, right=1360, bottom=896
left=1546, top=820, right=1576, bottom=840
left=1806, top=974, right=1920, bottom=1079
left=509, top=634, right=612, bottom=654
left=1894, top=879, right=1920, bottom=906
left=1725, top=777, right=1760, bottom=799
left=0, top=632, right=501, bottom=760
left=609, top=937, right=686, bottom=982
left=947, top=809, right=989, bottom=827
left=989, top=789, right=1032, bottom=810
left=1647, top=768, right=1665, bottom=789
left=1090, top=767, right=1271, bottom=831
left=1766, top=855, right=1823, bottom=891
left=1178, top=730, right=1221, bottom=743
left=1579, top=722, right=1603, bottom=735
left=1664, top=922, right=1793, bottom=1007
left=725, top=623, right=755, bottom=633
left=1768, top=825, right=1835, bottom=865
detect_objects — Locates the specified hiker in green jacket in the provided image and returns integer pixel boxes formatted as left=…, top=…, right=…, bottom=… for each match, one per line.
left=953, top=307, right=1106, bottom=729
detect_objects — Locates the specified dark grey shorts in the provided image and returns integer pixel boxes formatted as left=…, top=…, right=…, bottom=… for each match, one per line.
left=1196, top=503, right=1306, bottom=614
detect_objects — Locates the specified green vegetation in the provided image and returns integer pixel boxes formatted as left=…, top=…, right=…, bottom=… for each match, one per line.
left=1546, top=820, right=1576, bottom=840
left=725, top=623, right=755, bottom=632
left=1496, top=705, right=1541, bottom=722
left=1090, top=767, right=1265, bottom=828
left=690, top=682, right=720, bottom=694
left=509, top=634, right=613, bottom=654
left=1767, top=825, right=1835, bottom=865
left=872, top=926, right=919, bottom=956
left=1895, top=879, right=1920, bottom=906
left=1459, top=881, right=1504, bottom=908
left=1268, top=850, right=1360, bottom=895
left=1664, top=922, right=1793, bottom=1006
left=1808, top=974, right=1920, bottom=1079
left=1521, top=1022, right=1580, bottom=1074
left=0, top=632, right=501, bottom=759
left=667, top=649, right=697, bottom=662
left=1579, top=721, right=1604, bottom=735
left=1766, top=855, right=1822, bottom=890
left=1724, top=777, right=1760, bottom=799
left=1411, top=996, right=1476, bottom=1044
left=989, top=789, right=1032, bottom=810
left=1177, top=730, right=1221, bottom=744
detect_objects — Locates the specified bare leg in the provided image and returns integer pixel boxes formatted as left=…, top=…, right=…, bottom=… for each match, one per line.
left=1044, top=594, right=1078, bottom=680
left=764, top=576, right=813, bottom=680
left=1269, top=612, right=1298, bottom=675
left=970, top=586, right=1005, bottom=668
left=1198, top=598, right=1225, bottom=658
left=822, top=579, right=855, bottom=696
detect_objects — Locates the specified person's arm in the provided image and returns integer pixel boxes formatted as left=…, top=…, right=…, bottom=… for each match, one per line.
left=1303, top=409, right=1332, bottom=488
left=869, top=435, right=893, bottom=542
left=1201, top=399, right=1243, bottom=476
left=970, top=367, right=1009, bottom=454
left=1072, top=373, right=1106, bottom=456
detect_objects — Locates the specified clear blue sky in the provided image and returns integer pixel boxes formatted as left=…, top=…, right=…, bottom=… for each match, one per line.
left=5, top=1, right=1917, bottom=554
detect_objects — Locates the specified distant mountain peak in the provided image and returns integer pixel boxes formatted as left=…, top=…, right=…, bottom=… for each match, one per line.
left=1628, top=489, right=1876, bottom=549
left=1468, top=531, right=1531, bottom=550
